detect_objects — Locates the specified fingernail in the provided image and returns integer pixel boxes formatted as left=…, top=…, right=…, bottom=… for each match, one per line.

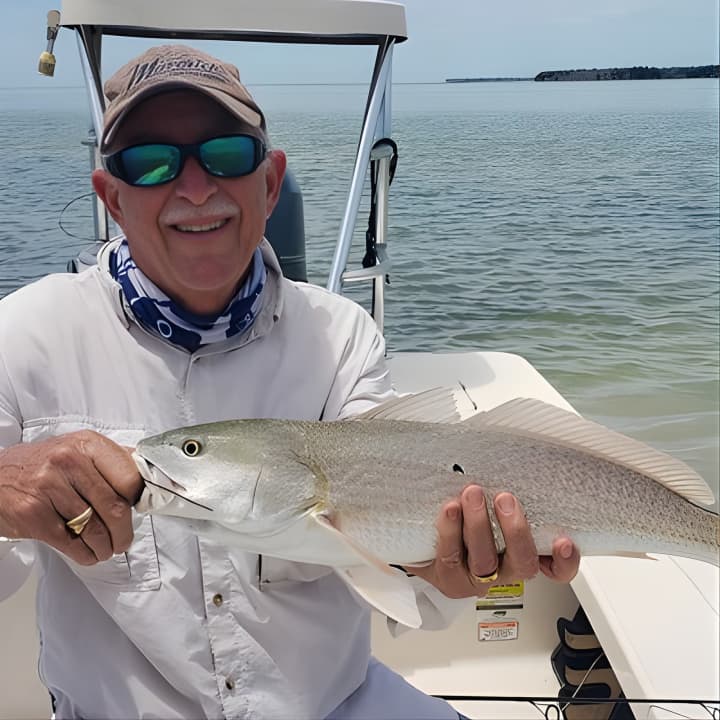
left=446, top=505, right=459, bottom=521
left=560, top=540, right=573, bottom=559
left=496, top=493, right=515, bottom=515
left=465, top=485, right=485, bottom=509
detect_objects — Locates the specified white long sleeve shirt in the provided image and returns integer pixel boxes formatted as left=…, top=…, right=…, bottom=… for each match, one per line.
left=0, top=240, right=460, bottom=719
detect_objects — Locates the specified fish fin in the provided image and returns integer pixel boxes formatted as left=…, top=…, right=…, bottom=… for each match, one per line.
left=463, top=398, right=716, bottom=506
left=334, top=565, right=422, bottom=629
left=352, top=387, right=460, bottom=424
left=312, top=514, right=422, bottom=628
left=312, top=514, right=396, bottom=575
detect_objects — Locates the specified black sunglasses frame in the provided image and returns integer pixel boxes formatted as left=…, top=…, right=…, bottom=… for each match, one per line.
left=103, top=134, right=268, bottom=187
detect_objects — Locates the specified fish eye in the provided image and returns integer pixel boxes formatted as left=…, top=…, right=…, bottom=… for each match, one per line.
left=182, top=439, right=203, bottom=457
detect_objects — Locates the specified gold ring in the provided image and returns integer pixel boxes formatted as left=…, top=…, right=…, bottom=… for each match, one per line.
left=66, top=507, right=93, bottom=535
left=470, top=568, right=499, bottom=585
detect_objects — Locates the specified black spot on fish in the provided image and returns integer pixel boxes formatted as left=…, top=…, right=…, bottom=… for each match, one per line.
left=452, top=463, right=465, bottom=474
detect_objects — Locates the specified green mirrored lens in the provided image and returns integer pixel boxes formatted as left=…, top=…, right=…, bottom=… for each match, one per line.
left=108, top=135, right=262, bottom=186
left=122, top=145, right=180, bottom=186
left=200, top=136, right=257, bottom=177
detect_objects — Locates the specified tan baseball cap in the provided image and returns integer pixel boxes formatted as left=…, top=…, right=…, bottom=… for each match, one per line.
left=100, top=44, right=266, bottom=152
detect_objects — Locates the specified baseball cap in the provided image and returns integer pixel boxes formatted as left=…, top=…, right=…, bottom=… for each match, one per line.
left=100, top=44, right=266, bottom=152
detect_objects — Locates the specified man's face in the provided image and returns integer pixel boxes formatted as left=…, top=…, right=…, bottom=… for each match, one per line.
left=93, top=90, right=286, bottom=315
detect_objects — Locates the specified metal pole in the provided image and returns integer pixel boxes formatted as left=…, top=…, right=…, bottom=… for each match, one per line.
left=371, top=149, right=392, bottom=333
left=75, top=31, right=109, bottom=243
left=371, top=62, right=394, bottom=332
left=326, top=42, right=395, bottom=293
left=75, top=32, right=104, bottom=151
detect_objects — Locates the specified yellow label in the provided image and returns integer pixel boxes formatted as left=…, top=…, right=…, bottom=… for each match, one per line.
left=475, top=582, right=524, bottom=611
left=487, top=581, right=524, bottom=599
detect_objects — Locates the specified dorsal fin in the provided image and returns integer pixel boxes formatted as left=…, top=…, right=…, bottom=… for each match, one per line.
left=353, top=387, right=460, bottom=424
left=462, top=398, right=715, bottom=506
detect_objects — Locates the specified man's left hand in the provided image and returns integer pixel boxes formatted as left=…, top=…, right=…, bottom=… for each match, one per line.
left=408, top=484, right=580, bottom=598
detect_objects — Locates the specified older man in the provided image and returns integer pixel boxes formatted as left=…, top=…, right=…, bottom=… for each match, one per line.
left=0, top=45, right=578, bottom=718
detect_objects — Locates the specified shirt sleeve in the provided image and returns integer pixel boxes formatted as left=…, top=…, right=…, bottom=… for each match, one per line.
left=0, top=539, right=36, bottom=602
left=322, top=306, right=396, bottom=421
left=0, top=353, right=36, bottom=601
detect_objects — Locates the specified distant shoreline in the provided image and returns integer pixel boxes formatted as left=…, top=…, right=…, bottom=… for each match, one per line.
left=446, top=65, right=719, bottom=83
left=446, top=77, right=532, bottom=83
left=536, top=65, right=719, bottom=81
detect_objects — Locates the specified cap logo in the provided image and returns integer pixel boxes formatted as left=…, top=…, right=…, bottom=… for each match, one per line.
left=101, top=45, right=265, bottom=150
left=128, top=57, right=232, bottom=91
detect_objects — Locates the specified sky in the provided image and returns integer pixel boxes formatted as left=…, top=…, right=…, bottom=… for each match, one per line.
left=1, top=0, right=718, bottom=88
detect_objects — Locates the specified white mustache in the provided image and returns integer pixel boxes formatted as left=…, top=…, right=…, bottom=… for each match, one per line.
left=161, top=200, right=238, bottom=227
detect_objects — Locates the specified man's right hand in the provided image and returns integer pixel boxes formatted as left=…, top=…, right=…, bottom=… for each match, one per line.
left=0, top=431, right=143, bottom=565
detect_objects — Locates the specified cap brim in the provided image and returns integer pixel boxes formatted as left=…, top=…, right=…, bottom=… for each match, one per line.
left=100, top=80, right=265, bottom=152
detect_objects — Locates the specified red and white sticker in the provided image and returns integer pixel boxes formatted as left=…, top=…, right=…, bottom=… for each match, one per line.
left=478, top=620, right=519, bottom=642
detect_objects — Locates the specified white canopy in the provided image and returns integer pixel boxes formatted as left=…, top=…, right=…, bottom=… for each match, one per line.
left=59, top=0, right=407, bottom=43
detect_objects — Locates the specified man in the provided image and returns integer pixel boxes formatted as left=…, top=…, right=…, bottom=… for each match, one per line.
left=0, top=45, right=579, bottom=718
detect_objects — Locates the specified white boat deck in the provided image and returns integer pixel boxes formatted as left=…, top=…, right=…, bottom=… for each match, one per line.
left=372, top=573, right=579, bottom=719
left=576, top=555, right=719, bottom=720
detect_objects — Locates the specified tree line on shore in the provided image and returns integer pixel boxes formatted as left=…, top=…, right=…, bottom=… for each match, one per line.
left=534, top=65, right=719, bottom=81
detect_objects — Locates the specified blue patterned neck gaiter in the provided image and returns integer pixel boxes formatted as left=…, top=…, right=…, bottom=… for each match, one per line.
left=110, top=240, right=266, bottom=352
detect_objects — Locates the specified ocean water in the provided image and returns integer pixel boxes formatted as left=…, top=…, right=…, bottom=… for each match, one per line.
left=0, top=79, right=718, bottom=505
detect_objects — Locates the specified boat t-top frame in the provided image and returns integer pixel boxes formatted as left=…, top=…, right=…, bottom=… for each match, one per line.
left=45, top=0, right=408, bottom=332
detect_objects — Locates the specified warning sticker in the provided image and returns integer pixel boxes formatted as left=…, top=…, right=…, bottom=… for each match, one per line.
left=478, top=620, right=519, bottom=642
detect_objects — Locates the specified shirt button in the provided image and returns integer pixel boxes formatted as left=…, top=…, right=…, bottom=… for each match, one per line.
left=225, top=677, right=235, bottom=690
left=213, top=593, right=224, bottom=607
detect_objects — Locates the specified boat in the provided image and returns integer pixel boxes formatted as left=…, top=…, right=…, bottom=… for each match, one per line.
left=1, top=2, right=718, bottom=718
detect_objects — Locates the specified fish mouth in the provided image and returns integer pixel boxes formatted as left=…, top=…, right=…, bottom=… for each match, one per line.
left=133, top=453, right=213, bottom=513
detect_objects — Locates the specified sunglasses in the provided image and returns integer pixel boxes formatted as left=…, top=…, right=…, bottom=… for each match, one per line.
left=103, top=134, right=267, bottom=187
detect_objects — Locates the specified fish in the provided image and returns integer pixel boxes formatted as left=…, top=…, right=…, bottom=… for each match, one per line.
left=132, top=390, right=720, bottom=628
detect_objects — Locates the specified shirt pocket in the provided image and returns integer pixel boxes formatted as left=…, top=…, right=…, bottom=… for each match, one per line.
left=258, top=555, right=333, bottom=589
left=64, top=515, right=161, bottom=591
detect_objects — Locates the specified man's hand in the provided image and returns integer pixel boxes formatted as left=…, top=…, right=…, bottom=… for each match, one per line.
left=409, top=484, right=580, bottom=597
left=0, top=431, right=143, bottom=565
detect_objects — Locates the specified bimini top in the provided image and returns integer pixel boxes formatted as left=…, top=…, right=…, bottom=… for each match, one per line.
left=58, top=0, right=407, bottom=44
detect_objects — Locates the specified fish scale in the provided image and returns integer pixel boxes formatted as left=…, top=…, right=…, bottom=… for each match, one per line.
left=297, top=419, right=718, bottom=564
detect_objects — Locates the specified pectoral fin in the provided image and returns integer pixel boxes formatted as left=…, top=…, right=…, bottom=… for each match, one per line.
left=313, top=514, right=422, bottom=628
left=334, top=564, right=422, bottom=629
